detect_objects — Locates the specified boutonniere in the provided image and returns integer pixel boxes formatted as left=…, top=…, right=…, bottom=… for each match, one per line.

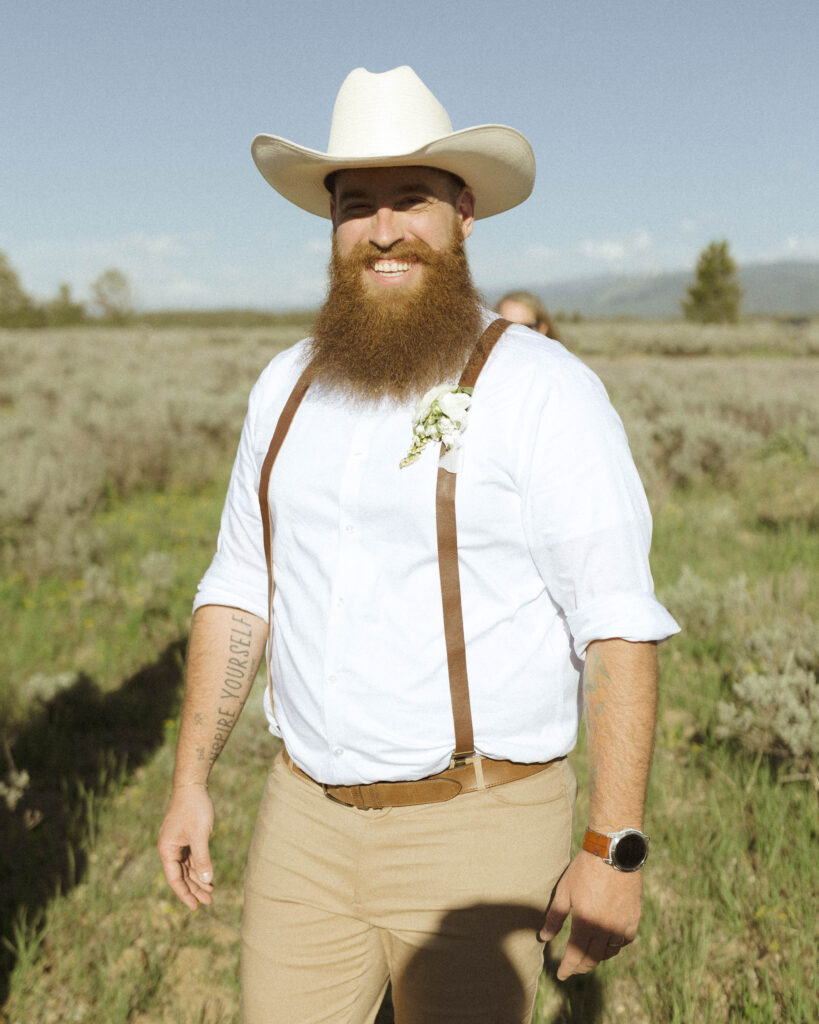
left=400, top=384, right=474, bottom=471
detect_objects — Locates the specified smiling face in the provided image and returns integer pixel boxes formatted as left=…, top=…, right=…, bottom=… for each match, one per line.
left=308, top=165, right=483, bottom=403
left=330, top=165, right=475, bottom=296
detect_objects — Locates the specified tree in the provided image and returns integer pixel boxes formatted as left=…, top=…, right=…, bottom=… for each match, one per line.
left=0, top=251, right=44, bottom=327
left=44, top=283, right=86, bottom=326
left=90, top=268, right=134, bottom=323
left=682, top=240, right=743, bottom=323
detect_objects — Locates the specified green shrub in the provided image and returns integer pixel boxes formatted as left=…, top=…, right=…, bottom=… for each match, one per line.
left=717, top=621, right=819, bottom=770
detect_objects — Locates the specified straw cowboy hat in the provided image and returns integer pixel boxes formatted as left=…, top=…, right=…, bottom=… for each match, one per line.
left=251, top=66, right=535, bottom=220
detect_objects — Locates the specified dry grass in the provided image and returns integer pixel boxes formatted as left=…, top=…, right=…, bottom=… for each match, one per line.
left=1, top=318, right=817, bottom=1022
left=3, top=318, right=816, bottom=580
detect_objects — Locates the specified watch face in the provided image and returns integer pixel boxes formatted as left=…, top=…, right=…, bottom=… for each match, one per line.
left=613, top=832, right=648, bottom=871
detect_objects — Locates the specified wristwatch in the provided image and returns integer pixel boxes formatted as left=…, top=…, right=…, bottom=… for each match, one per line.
left=582, top=827, right=650, bottom=872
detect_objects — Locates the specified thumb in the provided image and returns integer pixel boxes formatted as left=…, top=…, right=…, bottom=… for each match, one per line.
left=540, top=885, right=570, bottom=943
left=189, top=837, right=214, bottom=885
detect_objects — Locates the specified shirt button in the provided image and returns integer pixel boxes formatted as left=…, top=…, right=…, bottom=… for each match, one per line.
left=344, top=524, right=354, bottom=534
left=333, top=747, right=344, bottom=757
left=328, top=673, right=337, bottom=683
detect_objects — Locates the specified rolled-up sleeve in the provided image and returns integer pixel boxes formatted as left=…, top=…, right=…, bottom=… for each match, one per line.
left=522, top=360, right=679, bottom=657
left=193, top=375, right=271, bottom=621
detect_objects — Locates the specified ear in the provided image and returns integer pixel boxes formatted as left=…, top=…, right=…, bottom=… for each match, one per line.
left=457, top=187, right=475, bottom=239
left=329, top=196, right=338, bottom=230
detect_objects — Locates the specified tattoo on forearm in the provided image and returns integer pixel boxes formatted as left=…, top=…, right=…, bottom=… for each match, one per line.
left=219, top=612, right=256, bottom=703
left=207, top=613, right=261, bottom=766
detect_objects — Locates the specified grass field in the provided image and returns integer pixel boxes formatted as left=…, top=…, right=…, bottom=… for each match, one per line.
left=1, top=318, right=817, bottom=1023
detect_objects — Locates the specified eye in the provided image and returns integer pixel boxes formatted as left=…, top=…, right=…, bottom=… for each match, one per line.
left=340, top=201, right=372, bottom=218
left=397, top=194, right=430, bottom=211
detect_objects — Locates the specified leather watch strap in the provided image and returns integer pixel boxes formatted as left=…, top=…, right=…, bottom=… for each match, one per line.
left=582, top=827, right=613, bottom=860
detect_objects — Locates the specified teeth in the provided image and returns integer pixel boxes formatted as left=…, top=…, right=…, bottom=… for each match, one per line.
left=372, top=260, right=413, bottom=274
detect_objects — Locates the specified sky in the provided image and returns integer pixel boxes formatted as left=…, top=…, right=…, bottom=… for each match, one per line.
left=1, top=0, right=817, bottom=310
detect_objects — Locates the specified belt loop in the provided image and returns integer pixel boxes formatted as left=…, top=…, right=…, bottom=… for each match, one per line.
left=472, top=756, right=486, bottom=790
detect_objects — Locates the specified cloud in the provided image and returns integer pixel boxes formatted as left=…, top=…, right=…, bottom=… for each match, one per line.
left=10, top=230, right=319, bottom=309
left=13, top=232, right=202, bottom=305
left=745, top=235, right=819, bottom=264
left=301, top=238, right=331, bottom=256
left=578, top=239, right=627, bottom=262
left=522, top=243, right=558, bottom=263
left=576, top=230, right=653, bottom=267
left=779, top=236, right=819, bottom=259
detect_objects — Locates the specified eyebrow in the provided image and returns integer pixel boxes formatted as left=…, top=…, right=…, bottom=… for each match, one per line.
left=336, top=181, right=437, bottom=204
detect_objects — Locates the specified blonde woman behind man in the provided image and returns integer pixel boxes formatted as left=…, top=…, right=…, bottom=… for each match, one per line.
left=497, top=290, right=561, bottom=340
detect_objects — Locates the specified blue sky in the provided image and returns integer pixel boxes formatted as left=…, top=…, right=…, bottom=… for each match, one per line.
left=1, top=0, right=816, bottom=310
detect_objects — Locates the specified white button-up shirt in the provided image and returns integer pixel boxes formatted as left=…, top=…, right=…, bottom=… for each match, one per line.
left=194, top=317, right=679, bottom=785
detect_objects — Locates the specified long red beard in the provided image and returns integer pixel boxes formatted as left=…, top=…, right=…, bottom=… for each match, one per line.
left=307, top=229, right=484, bottom=403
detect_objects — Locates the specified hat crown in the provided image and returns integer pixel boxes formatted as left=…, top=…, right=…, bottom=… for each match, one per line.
left=327, top=66, right=454, bottom=159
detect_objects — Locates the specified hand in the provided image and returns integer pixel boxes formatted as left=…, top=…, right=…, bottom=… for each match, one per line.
left=157, top=784, right=215, bottom=911
left=540, top=850, right=642, bottom=980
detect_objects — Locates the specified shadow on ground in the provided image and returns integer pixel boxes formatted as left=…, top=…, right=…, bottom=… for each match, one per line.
left=0, top=639, right=186, bottom=1004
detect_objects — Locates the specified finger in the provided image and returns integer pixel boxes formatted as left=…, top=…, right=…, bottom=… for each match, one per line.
left=188, top=836, right=215, bottom=890
left=159, top=849, right=200, bottom=911
left=599, top=935, right=628, bottom=961
left=179, top=857, right=215, bottom=905
left=555, top=914, right=592, bottom=980
left=558, top=914, right=621, bottom=980
left=556, top=930, right=595, bottom=981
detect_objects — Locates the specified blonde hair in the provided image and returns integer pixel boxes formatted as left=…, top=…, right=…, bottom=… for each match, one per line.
left=497, top=290, right=560, bottom=340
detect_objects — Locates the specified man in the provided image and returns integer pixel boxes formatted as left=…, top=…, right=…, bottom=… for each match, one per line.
left=497, top=290, right=562, bottom=341
left=158, top=66, right=679, bottom=1024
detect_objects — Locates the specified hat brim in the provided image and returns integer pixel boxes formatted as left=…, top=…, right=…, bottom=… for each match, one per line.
left=251, top=124, right=535, bottom=220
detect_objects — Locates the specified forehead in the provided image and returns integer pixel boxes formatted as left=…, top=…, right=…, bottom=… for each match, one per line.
left=499, top=299, right=537, bottom=322
left=332, top=165, right=456, bottom=200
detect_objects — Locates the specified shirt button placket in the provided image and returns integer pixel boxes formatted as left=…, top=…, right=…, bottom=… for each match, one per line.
left=323, top=416, right=370, bottom=769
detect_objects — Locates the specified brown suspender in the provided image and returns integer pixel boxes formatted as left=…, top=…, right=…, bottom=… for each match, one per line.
left=258, top=365, right=313, bottom=632
left=257, top=318, right=509, bottom=760
left=435, top=316, right=509, bottom=760
left=257, top=365, right=313, bottom=705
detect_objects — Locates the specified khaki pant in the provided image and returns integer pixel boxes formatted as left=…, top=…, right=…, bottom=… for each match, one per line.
left=241, top=750, right=576, bottom=1024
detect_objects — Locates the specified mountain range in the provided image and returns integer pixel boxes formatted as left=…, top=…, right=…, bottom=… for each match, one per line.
left=490, top=260, right=819, bottom=319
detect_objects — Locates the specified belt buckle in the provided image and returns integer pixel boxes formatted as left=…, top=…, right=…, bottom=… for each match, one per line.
left=322, top=783, right=349, bottom=806
left=323, top=783, right=374, bottom=810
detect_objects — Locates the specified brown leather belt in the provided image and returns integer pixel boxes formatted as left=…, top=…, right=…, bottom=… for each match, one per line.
left=282, top=750, right=561, bottom=810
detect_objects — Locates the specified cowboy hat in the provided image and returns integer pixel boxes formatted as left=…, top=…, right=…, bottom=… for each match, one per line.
left=251, top=66, right=535, bottom=220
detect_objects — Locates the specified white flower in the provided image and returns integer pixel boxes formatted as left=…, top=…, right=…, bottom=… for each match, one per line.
left=437, top=390, right=471, bottom=423
left=400, top=385, right=474, bottom=469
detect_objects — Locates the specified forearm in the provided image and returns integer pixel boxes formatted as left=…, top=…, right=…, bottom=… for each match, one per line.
left=582, top=638, right=658, bottom=831
left=172, top=604, right=267, bottom=788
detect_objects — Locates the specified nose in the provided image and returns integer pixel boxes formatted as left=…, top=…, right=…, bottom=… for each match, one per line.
left=369, top=205, right=404, bottom=250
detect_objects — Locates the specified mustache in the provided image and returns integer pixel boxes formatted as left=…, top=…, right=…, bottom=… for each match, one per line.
left=333, top=238, right=437, bottom=270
